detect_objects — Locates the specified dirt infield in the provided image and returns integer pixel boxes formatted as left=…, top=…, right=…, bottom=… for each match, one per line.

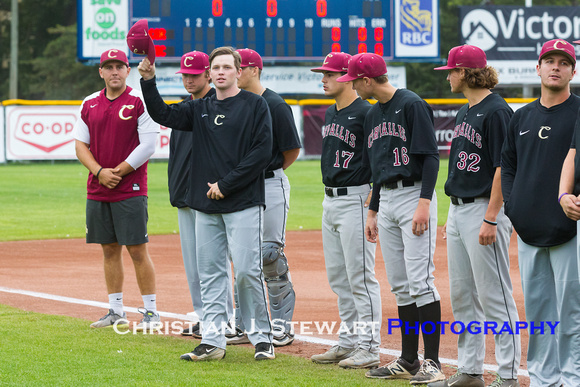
left=0, top=228, right=528, bottom=385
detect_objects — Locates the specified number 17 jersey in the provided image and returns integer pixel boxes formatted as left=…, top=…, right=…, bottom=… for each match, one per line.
left=321, top=98, right=372, bottom=187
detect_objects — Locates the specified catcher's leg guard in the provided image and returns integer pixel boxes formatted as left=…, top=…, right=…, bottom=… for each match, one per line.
left=262, top=242, right=295, bottom=334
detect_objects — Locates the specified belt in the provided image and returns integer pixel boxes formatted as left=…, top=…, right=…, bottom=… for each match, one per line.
left=325, top=187, right=348, bottom=197
left=450, top=196, right=475, bottom=205
left=383, top=180, right=415, bottom=189
left=265, top=171, right=275, bottom=179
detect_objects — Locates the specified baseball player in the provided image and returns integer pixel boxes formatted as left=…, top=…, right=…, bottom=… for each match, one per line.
left=168, top=51, right=233, bottom=338
left=225, top=48, right=301, bottom=347
left=72, top=49, right=160, bottom=330
left=503, top=39, right=580, bottom=387
left=338, top=53, right=444, bottom=384
left=138, top=47, right=274, bottom=361
left=308, top=52, right=382, bottom=369
left=431, top=45, right=520, bottom=387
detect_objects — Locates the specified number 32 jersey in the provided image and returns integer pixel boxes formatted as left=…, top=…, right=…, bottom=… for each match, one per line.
left=445, top=93, right=512, bottom=198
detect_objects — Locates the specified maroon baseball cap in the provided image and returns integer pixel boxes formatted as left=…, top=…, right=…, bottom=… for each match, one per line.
left=311, top=52, right=351, bottom=73
left=100, top=49, right=129, bottom=67
left=236, top=48, right=263, bottom=69
left=176, top=51, right=210, bottom=75
left=538, top=39, right=576, bottom=65
left=336, top=53, right=387, bottom=82
left=434, top=45, right=486, bottom=70
left=126, top=19, right=156, bottom=64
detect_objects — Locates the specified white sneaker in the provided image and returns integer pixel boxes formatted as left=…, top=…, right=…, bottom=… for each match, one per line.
left=337, top=348, right=380, bottom=369
left=134, top=308, right=161, bottom=332
left=90, top=309, right=128, bottom=329
left=410, top=359, right=445, bottom=385
left=311, top=345, right=355, bottom=364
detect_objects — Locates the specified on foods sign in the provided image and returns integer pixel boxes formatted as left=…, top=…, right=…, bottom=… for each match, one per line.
left=78, top=0, right=129, bottom=61
left=460, top=6, right=580, bottom=60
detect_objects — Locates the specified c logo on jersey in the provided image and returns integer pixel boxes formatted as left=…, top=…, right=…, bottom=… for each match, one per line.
left=538, top=126, right=551, bottom=139
left=119, top=105, right=135, bottom=120
left=214, top=114, right=225, bottom=125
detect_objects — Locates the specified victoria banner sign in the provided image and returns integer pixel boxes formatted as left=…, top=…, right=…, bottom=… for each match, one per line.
left=460, top=6, right=580, bottom=61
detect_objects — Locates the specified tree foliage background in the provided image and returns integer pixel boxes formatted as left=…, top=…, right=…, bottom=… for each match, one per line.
left=0, top=0, right=578, bottom=101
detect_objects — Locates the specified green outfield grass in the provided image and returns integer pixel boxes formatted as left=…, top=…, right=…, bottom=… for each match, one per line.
left=0, top=159, right=450, bottom=242
left=0, top=304, right=412, bottom=386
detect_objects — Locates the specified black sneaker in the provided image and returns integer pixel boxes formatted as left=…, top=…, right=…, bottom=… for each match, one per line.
left=181, top=322, right=202, bottom=338
left=180, top=344, right=225, bottom=361
left=254, top=342, right=275, bottom=360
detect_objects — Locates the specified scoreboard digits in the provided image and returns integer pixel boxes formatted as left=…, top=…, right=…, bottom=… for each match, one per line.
left=131, top=0, right=392, bottom=61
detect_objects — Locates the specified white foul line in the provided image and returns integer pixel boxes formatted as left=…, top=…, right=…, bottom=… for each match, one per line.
left=0, top=286, right=529, bottom=377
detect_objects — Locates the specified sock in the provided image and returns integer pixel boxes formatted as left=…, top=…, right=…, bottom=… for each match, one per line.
left=418, top=300, right=441, bottom=365
left=142, top=294, right=157, bottom=313
left=108, top=292, right=124, bottom=316
left=398, top=303, right=420, bottom=364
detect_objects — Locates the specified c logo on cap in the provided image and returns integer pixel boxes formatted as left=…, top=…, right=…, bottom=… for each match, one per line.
left=108, top=50, right=119, bottom=58
left=184, top=57, right=194, bottom=67
left=119, top=105, right=135, bottom=120
left=553, top=40, right=566, bottom=50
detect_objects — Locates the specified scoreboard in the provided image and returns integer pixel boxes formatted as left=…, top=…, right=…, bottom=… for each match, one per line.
left=130, top=0, right=392, bottom=62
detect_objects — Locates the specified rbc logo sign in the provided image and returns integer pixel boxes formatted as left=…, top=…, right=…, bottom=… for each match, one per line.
left=400, top=0, right=433, bottom=46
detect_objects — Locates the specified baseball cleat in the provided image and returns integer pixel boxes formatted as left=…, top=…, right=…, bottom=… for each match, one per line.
left=90, top=309, right=129, bottom=329
left=272, top=332, right=294, bottom=347
left=410, top=359, right=445, bottom=384
left=488, top=375, right=520, bottom=387
left=181, top=322, right=202, bottom=338
left=225, top=328, right=250, bottom=345
left=311, top=345, right=356, bottom=364
left=180, top=344, right=226, bottom=361
left=365, top=357, right=420, bottom=379
left=428, top=371, right=484, bottom=387
left=337, top=348, right=380, bottom=369
left=254, top=342, right=275, bottom=360
left=134, top=307, right=161, bottom=332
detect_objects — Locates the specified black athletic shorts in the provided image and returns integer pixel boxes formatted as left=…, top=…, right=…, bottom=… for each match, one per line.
left=86, top=196, right=149, bottom=246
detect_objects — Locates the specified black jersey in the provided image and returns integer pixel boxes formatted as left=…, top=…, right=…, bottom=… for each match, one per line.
left=364, top=88, right=439, bottom=189
left=167, top=88, right=216, bottom=208
left=572, top=116, right=580, bottom=196
left=262, top=89, right=302, bottom=171
left=321, top=98, right=372, bottom=187
left=141, top=77, right=272, bottom=214
left=501, top=95, right=580, bottom=247
left=445, top=93, right=512, bottom=198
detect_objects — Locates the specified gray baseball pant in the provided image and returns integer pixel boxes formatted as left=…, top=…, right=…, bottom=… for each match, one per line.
left=177, top=207, right=233, bottom=321
left=446, top=200, right=520, bottom=379
left=322, top=184, right=382, bottom=352
left=519, top=235, right=580, bottom=387
left=196, top=206, right=272, bottom=349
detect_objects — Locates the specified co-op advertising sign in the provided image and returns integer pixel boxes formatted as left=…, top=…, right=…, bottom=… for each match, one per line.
left=5, top=106, right=78, bottom=160
left=78, top=0, right=129, bottom=61
left=460, top=6, right=580, bottom=60
left=4, top=105, right=170, bottom=161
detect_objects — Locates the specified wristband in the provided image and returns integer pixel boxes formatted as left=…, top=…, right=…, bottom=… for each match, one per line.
left=96, top=167, right=103, bottom=179
left=483, top=219, right=497, bottom=226
left=558, top=192, right=569, bottom=203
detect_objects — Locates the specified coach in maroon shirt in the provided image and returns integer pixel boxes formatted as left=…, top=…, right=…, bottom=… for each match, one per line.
left=72, top=49, right=160, bottom=331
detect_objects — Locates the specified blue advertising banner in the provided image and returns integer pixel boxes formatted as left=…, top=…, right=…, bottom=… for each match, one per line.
left=460, top=6, right=580, bottom=60
left=395, top=0, right=439, bottom=58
